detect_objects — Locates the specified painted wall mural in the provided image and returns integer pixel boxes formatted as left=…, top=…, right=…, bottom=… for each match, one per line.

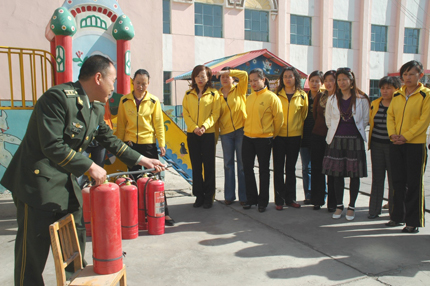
left=0, top=110, right=32, bottom=193
left=0, top=0, right=193, bottom=192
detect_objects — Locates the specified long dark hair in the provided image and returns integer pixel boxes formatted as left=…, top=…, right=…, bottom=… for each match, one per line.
left=335, top=68, right=370, bottom=111
left=276, top=66, right=302, bottom=94
left=191, top=65, right=213, bottom=93
left=249, top=68, right=270, bottom=89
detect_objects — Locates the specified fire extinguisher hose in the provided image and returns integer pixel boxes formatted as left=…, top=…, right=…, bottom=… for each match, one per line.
left=106, top=164, right=171, bottom=180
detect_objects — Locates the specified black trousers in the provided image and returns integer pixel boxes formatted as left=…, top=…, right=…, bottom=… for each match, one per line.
left=310, top=134, right=336, bottom=208
left=390, top=143, right=427, bottom=227
left=187, top=132, right=216, bottom=204
left=129, top=143, right=169, bottom=216
left=333, top=177, right=360, bottom=208
left=242, top=136, right=273, bottom=207
left=13, top=187, right=85, bottom=286
left=273, top=136, right=301, bottom=205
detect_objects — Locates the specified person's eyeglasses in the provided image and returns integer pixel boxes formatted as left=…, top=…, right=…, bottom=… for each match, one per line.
left=337, top=67, right=351, bottom=73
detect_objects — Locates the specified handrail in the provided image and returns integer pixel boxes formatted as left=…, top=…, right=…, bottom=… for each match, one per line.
left=0, top=46, right=55, bottom=110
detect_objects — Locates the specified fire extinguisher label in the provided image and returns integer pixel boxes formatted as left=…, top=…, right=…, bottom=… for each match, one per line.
left=154, top=191, right=165, bottom=217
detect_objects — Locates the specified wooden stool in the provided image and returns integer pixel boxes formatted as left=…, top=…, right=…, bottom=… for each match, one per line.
left=49, top=214, right=127, bottom=286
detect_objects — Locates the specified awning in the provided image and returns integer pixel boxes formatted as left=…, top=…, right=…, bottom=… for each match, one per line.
left=166, top=49, right=307, bottom=83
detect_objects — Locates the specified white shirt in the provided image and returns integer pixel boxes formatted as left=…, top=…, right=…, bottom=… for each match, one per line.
left=325, top=94, right=370, bottom=145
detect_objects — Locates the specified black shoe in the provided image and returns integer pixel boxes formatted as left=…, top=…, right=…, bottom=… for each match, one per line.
left=243, top=202, right=257, bottom=210
left=203, top=203, right=213, bottom=209
left=327, top=207, right=336, bottom=213
left=367, top=214, right=379, bottom=219
left=304, top=199, right=311, bottom=205
left=193, top=198, right=204, bottom=208
left=313, top=205, right=321, bottom=210
left=385, top=220, right=404, bottom=227
left=258, top=206, right=266, bottom=213
left=402, top=226, right=419, bottom=233
left=165, top=218, right=175, bottom=226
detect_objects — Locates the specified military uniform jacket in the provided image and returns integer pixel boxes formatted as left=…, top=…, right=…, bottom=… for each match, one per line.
left=0, top=81, right=141, bottom=211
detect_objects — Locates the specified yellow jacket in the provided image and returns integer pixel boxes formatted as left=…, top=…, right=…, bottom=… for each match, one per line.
left=244, top=87, right=284, bottom=138
left=183, top=87, right=221, bottom=133
left=277, top=88, right=308, bottom=137
left=115, top=91, right=165, bottom=147
left=218, top=70, right=248, bottom=135
left=387, top=83, right=430, bottom=144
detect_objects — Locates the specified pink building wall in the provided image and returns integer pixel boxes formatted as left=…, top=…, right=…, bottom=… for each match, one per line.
left=1, top=0, right=430, bottom=105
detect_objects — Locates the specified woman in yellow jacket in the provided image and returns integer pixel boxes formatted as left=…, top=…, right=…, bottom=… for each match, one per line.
left=116, top=69, right=174, bottom=225
left=274, top=67, right=308, bottom=210
left=183, top=65, right=221, bottom=209
left=386, top=60, right=430, bottom=233
left=214, top=67, right=248, bottom=206
left=242, top=68, right=283, bottom=212
left=367, top=76, right=401, bottom=219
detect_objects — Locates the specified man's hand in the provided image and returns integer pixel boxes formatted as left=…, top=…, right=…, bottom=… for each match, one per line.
left=88, top=162, right=107, bottom=186
left=159, top=146, right=166, bottom=157
left=138, top=157, right=166, bottom=173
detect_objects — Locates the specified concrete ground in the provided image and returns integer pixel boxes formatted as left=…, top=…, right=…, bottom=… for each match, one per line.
left=1, top=143, right=430, bottom=285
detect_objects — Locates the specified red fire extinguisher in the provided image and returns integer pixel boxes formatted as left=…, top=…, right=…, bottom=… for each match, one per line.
left=90, top=182, right=123, bottom=274
left=82, top=185, right=91, bottom=237
left=146, top=178, right=165, bottom=235
left=118, top=179, right=138, bottom=239
left=115, top=175, right=128, bottom=186
left=137, top=175, right=150, bottom=230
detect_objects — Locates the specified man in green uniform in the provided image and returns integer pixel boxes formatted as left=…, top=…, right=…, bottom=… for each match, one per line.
left=0, top=55, right=165, bottom=286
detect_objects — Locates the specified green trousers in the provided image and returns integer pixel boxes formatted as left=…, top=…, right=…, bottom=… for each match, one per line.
left=13, top=192, right=86, bottom=286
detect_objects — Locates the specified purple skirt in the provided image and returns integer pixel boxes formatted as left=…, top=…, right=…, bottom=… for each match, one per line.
left=322, top=135, right=367, bottom=178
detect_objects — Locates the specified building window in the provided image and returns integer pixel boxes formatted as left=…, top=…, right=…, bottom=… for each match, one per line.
left=163, top=72, right=172, bottom=105
left=404, top=28, right=420, bottom=54
left=244, top=10, right=269, bottom=42
left=163, top=0, right=171, bottom=34
left=290, top=15, right=311, bottom=46
left=371, top=25, right=387, bottom=52
left=333, top=20, right=351, bottom=49
left=195, top=3, right=222, bottom=38
left=369, top=79, right=380, bottom=101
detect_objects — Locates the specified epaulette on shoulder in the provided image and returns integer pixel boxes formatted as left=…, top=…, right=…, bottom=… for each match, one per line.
left=393, top=92, right=401, bottom=97
left=186, top=91, right=191, bottom=95
left=211, top=91, right=215, bottom=96
left=63, top=89, right=78, bottom=98
left=150, top=98, right=156, bottom=104
left=420, top=90, right=426, bottom=99
left=300, top=94, right=305, bottom=100
left=122, top=98, right=129, bottom=103
left=371, top=105, right=374, bottom=110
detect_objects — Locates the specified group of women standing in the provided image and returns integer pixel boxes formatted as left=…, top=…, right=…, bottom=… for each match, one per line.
left=178, top=59, right=430, bottom=234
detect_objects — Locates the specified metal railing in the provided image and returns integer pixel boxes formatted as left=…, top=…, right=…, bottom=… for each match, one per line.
left=0, top=46, right=55, bottom=109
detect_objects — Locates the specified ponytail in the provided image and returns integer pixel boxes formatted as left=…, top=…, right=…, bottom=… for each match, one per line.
left=264, top=78, right=270, bottom=88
